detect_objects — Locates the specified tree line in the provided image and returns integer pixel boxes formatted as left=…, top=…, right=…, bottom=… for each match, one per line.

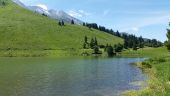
left=58, top=19, right=75, bottom=26
left=83, top=22, right=163, bottom=49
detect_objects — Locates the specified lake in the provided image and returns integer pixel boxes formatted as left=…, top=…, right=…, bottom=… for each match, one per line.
left=0, top=57, right=147, bottom=96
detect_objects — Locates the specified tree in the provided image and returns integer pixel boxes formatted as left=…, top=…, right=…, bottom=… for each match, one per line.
left=2, top=1, right=5, bottom=6
left=93, top=46, right=99, bottom=54
left=83, top=22, right=86, bottom=26
left=83, top=43, right=86, bottom=49
left=114, top=43, right=123, bottom=52
left=62, top=20, right=64, bottom=26
left=167, top=28, right=170, bottom=50
left=94, top=37, right=98, bottom=46
left=42, top=13, right=47, bottom=17
left=115, top=30, right=121, bottom=37
left=84, top=36, right=88, bottom=43
left=83, top=36, right=89, bottom=49
left=90, top=38, right=95, bottom=49
left=138, top=36, right=144, bottom=48
left=106, top=46, right=114, bottom=57
left=58, top=21, right=62, bottom=26
left=124, top=39, right=128, bottom=49
left=133, top=42, right=138, bottom=50
left=71, top=20, right=74, bottom=24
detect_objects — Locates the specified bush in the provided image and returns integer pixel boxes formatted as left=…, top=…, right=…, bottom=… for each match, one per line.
left=93, top=46, right=99, bottom=54
left=141, top=61, right=152, bottom=68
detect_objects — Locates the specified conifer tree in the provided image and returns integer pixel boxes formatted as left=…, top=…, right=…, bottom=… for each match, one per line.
left=71, top=20, right=74, bottom=24
left=62, top=20, right=64, bottom=26
left=90, top=38, right=95, bottom=49
left=58, top=21, right=62, bottom=26
left=84, top=36, right=88, bottom=43
left=94, top=37, right=98, bottom=46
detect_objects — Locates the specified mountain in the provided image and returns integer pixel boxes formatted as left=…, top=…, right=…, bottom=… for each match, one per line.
left=13, top=0, right=83, bottom=25
left=48, top=9, right=83, bottom=25
left=28, top=6, right=50, bottom=16
left=13, top=0, right=26, bottom=8
left=0, top=0, right=123, bottom=57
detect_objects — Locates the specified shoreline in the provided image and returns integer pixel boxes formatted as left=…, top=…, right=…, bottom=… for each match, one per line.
left=124, top=56, right=170, bottom=96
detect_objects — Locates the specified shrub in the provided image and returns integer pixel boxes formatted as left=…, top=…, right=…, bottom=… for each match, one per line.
left=141, top=61, right=152, bottom=68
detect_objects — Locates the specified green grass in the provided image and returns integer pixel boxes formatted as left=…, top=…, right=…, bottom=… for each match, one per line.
left=0, top=1, right=123, bottom=57
left=123, top=47, right=170, bottom=96
left=121, top=47, right=170, bottom=58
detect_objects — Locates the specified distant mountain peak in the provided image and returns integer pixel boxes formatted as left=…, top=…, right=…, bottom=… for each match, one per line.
left=12, top=0, right=83, bottom=25
left=13, top=0, right=26, bottom=8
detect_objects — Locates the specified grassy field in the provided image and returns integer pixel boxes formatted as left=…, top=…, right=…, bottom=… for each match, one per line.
left=123, top=47, right=170, bottom=96
left=121, top=47, right=170, bottom=58
left=0, top=0, right=123, bottom=57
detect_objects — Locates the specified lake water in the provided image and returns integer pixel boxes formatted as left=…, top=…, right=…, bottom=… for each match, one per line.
left=0, top=57, right=147, bottom=96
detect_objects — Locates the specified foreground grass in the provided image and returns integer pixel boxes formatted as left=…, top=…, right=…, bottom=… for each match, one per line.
left=123, top=47, right=170, bottom=96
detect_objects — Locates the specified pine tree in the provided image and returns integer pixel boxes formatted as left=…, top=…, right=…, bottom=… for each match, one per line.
left=83, top=36, right=88, bottom=49
left=83, top=22, right=86, bottom=26
left=2, top=1, right=5, bottom=6
left=84, top=36, right=88, bottom=43
left=71, top=20, right=74, bottom=24
left=62, top=20, right=64, bottom=26
left=133, top=42, right=137, bottom=50
left=106, top=46, right=114, bottom=57
left=83, top=43, right=86, bottom=49
left=124, top=39, right=128, bottom=49
left=90, top=38, right=95, bottom=49
left=116, top=30, right=121, bottom=37
left=93, top=46, right=99, bottom=54
left=94, top=37, right=98, bottom=46
left=58, top=21, right=62, bottom=26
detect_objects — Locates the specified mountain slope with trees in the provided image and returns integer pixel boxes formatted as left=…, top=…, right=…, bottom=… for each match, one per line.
left=0, top=0, right=123, bottom=56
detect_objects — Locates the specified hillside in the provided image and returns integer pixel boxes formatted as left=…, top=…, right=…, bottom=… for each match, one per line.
left=0, top=0, right=123, bottom=57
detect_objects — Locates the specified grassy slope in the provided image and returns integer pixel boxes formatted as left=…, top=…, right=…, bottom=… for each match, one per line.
left=0, top=1, right=123, bottom=57
left=123, top=47, right=170, bottom=96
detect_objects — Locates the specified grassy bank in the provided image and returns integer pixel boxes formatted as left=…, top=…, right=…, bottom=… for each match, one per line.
left=123, top=47, right=170, bottom=96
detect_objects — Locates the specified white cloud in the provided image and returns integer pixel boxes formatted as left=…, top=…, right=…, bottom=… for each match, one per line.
left=67, top=10, right=91, bottom=18
left=37, top=4, right=48, bottom=10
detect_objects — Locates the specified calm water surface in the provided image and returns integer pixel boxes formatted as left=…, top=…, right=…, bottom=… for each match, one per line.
left=0, top=57, right=147, bottom=96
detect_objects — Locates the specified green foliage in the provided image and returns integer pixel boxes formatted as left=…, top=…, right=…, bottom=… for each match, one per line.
left=90, top=37, right=98, bottom=49
left=122, top=33, right=162, bottom=50
left=106, top=45, right=114, bottom=57
left=84, top=36, right=88, bottom=43
left=61, top=20, right=64, bottom=26
left=83, top=36, right=89, bottom=49
left=141, top=61, right=152, bottom=68
left=166, top=28, right=170, bottom=50
left=114, top=43, right=123, bottom=52
left=93, top=46, right=99, bottom=54
left=71, top=19, right=74, bottom=24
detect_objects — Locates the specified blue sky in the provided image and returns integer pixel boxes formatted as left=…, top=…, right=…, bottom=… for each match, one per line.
left=20, top=0, right=170, bottom=42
